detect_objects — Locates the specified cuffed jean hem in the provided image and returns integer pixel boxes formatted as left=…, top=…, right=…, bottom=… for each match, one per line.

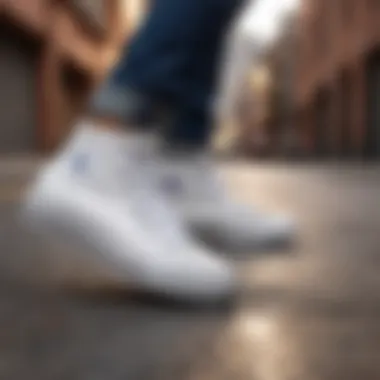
left=88, top=80, right=155, bottom=127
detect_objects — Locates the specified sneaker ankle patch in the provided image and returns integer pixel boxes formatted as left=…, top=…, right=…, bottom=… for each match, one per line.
left=160, top=176, right=184, bottom=198
left=71, top=153, right=90, bottom=176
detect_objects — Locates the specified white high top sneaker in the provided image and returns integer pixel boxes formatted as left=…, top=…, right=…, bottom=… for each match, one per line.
left=23, top=123, right=236, bottom=302
left=158, top=154, right=296, bottom=252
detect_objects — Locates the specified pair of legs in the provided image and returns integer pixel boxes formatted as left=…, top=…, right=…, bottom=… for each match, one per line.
left=91, top=0, right=245, bottom=147
left=24, top=0, right=294, bottom=303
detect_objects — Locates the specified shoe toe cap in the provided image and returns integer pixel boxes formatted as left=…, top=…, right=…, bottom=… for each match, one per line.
left=142, top=250, right=237, bottom=302
left=195, top=255, right=237, bottom=299
left=218, top=214, right=296, bottom=252
left=259, top=214, right=296, bottom=241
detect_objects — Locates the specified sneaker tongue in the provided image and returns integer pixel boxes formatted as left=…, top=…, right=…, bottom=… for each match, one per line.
left=63, top=122, right=125, bottom=156
left=62, top=122, right=157, bottom=192
left=65, top=121, right=157, bottom=156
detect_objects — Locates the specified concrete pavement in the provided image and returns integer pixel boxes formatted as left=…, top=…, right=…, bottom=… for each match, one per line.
left=0, top=161, right=380, bottom=379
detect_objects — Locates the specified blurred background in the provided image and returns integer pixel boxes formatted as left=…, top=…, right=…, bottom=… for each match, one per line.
left=3, top=0, right=380, bottom=161
left=217, top=0, right=380, bottom=159
left=0, top=0, right=147, bottom=155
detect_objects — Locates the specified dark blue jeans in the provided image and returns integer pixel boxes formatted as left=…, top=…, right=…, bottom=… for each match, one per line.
left=91, top=0, right=244, bottom=147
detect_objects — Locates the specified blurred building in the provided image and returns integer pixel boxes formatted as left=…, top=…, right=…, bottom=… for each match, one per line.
left=236, top=11, right=299, bottom=158
left=296, top=0, right=380, bottom=158
left=0, top=0, right=146, bottom=154
left=213, top=34, right=261, bottom=156
left=264, top=12, right=300, bottom=157
left=236, top=64, right=272, bottom=157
